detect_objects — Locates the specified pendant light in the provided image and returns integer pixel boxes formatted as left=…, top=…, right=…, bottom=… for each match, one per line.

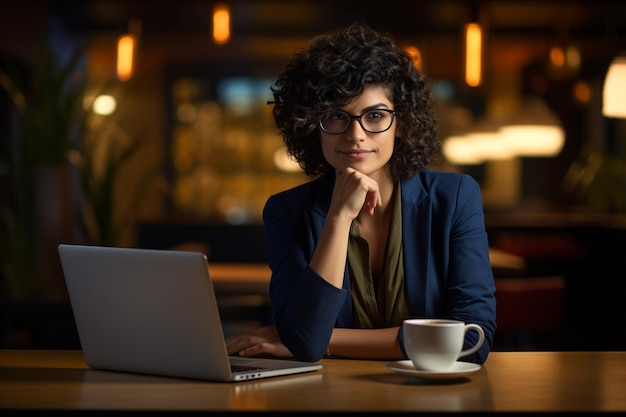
left=500, top=96, right=565, bottom=157
left=602, top=52, right=626, bottom=119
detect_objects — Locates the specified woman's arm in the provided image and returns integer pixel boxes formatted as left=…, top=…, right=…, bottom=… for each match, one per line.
left=226, top=325, right=405, bottom=361
left=310, top=168, right=382, bottom=288
left=264, top=170, right=384, bottom=361
left=328, top=327, right=404, bottom=360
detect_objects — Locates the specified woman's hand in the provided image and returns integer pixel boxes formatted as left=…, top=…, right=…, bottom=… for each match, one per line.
left=330, top=167, right=382, bottom=219
left=225, top=325, right=294, bottom=358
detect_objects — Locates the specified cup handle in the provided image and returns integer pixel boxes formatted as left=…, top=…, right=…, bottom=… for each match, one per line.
left=458, top=323, right=485, bottom=358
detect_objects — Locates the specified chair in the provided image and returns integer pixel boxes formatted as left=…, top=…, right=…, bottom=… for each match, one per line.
left=494, top=275, right=566, bottom=350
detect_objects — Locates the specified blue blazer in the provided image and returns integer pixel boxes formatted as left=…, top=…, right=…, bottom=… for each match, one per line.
left=263, top=168, right=496, bottom=362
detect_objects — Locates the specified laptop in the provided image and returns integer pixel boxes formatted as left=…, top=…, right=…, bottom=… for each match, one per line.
left=58, top=244, right=322, bottom=382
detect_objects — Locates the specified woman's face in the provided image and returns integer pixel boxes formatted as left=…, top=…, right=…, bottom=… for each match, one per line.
left=319, top=85, right=396, bottom=182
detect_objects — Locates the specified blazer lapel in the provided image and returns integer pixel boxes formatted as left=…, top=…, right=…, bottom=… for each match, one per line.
left=400, top=176, right=431, bottom=317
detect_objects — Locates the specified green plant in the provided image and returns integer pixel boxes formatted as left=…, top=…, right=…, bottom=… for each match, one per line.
left=562, top=131, right=626, bottom=213
left=1, top=33, right=157, bottom=299
left=0, top=37, right=87, bottom=299
left=73, top=127, right=155, bottom=247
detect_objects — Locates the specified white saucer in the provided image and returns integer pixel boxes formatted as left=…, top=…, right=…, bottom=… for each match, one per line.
left=385, top=360, right=481, bottom=380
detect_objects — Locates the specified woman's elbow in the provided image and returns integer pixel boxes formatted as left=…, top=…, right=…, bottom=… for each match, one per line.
left=285, top=340, right=327, bottom=362
left=278, top=325, right=328, bottom=362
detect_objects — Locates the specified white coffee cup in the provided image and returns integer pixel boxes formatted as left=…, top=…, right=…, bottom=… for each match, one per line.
left=403, top=319, right=485, bottom=372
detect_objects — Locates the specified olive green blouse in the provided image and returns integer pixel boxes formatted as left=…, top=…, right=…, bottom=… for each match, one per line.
left=347, top=181, right=409, bottom=328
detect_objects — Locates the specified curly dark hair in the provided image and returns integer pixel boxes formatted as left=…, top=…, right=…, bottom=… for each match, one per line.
left=271, top=22, right=439, bottom=181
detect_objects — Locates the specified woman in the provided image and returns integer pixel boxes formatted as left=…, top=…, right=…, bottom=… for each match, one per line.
left=226, top=23, right=496, bottom=363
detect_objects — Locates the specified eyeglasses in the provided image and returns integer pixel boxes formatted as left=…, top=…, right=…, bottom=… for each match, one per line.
left=319, top=109, right=396, bottom=135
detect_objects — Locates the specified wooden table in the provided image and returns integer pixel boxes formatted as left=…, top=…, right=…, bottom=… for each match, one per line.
left=209, top=263, right=271, bottom=294
left=1, top=350, right=624, bottom=414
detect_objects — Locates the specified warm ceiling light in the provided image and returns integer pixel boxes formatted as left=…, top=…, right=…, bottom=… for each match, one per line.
left=213, top=3, right=230, bottom=45
left=92, top=95, right=117, bottom=116
left=500, top=97, right=565, bottom=157
left=466, top=135, right=513, bottom=161
left=501, top=125, right=565, bottom=157
left=565, top=44, right=581, bottom=70
left=116, top=34, right=135, bottom=81
left=550, top=46, right=566, bottom=68
left=548, top=42, right=581, bottom=79
left=443, top=118, right=514, bottom=165
left=602, top=53, right=626, bottom=119
left=465, top=23, right=482, bottom=87
left=443, top=98, right=565, bottom=164
left=405, top=45, right=423, bottom=73
left=443, top=135, right=485, bottom=165
left=573, top=81, right=591, bottom=105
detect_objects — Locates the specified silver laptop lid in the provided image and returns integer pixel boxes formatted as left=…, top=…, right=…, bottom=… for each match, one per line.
left=58, top=244, right=321, bottom=382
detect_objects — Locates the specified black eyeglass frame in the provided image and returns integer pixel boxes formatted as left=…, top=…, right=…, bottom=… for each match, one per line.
left=319, top=109, right=397, bottom=135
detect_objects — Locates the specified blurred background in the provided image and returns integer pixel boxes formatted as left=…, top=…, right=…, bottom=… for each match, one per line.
left=1, top=1, right=625, bottom=351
